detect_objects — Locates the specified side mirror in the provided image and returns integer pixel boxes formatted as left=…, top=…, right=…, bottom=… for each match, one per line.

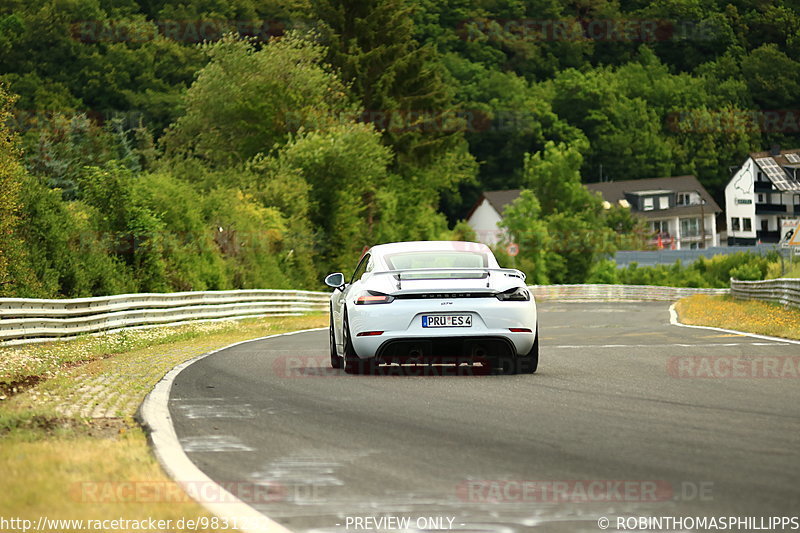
left=324, top=272, right=346, bottom=290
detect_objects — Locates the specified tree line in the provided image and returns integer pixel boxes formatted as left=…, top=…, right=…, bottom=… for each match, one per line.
left=1, top=0, right=797, bottom=295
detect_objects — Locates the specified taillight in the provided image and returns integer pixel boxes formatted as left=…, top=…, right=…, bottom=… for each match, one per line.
left=496, top=287, right=530, bottom=301
left=355, top=291, right=395, bottom=305
left=356, top=331, right=384, bottom=336
left=508, top=328, right=532, bottom=333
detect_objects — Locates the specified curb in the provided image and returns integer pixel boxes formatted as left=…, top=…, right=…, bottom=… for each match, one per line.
left=137, top=327, right=327, bottom=533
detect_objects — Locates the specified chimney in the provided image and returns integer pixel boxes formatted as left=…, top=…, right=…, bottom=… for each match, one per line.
left=770, top=144, right=781, bottom=156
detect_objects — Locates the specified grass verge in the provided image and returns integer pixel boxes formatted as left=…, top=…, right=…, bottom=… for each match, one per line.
left=0, top=314, right=328, bottom=531
left=675, top=294, right=800, bottom=341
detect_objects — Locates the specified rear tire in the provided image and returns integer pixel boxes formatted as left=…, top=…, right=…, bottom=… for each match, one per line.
left=345, top=356, right=376, bottom=375
left=516, top=324, right=539, bottom=374
left=329, top=306, right=341, bottom=369
left=492, top=357, right=516, bottom=375
left=342, top=310, right=375, bottom=375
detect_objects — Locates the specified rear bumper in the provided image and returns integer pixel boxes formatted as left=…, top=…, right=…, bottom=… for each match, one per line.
left=348, top=298, right=537, bottom=360
left=374, top=336, right=516, bottom=365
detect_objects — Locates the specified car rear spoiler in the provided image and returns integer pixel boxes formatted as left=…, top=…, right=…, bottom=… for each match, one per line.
left=371, top=267, right=525, bottom=290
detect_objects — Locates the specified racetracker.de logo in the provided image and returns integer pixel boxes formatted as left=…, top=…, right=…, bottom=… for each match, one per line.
left=457, top=18, right=719, bottom=43
left=667, top=356, right=800, bottom=378
left=272, top=354, right=494, bottom=377
left=457, top=480, right=673, bottom=503
left=70, top=481, right=285, bottom=504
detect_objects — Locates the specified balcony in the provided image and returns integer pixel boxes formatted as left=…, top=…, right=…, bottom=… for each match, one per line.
left=755, top=203, right=787, bottom=214
left=754, top=182, right=775, bottom=193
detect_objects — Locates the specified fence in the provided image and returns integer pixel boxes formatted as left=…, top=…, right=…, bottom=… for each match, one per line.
left=730, top=278, right=800, bottom=309
left=0, top=290, right=329, bottom=346
left=614, top=244, right=780, bottom=267
left=530, top=284, right=729, bottom=301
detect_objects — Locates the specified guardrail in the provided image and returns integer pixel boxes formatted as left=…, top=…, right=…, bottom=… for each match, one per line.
left=0, top=284, right=739, bottom=346
left=529, top=284, right=729, bottom=301
left=0, top=290, right=330, bottom=346
left=730, top=278, right=800, bottom=308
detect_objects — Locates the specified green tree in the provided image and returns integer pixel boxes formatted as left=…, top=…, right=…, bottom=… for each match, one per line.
left=601, top=203, right=651, bottom=250
left=499, top=190, right=551, bottom=284
left=505, top=140, right=618, bottom=283
left=162, top=32, right=354, bottom=167
left=439, top=56, right=582, bottom=221
left=310, top=0, right=478, bottom=227
left=0, top=84, right=39, bottom=295
left=24, top=113, right=135, bottom=199
left=78, top=162, right=169, bottom=291
left=312, top=0, right=455, bottom=167
left=521, top=139, right=596, bottom=216
left=272, top=122, right=393, bottom=275
left=17, top=173, right=136, bottom=297
left=741, top=44, right=800, bottom=110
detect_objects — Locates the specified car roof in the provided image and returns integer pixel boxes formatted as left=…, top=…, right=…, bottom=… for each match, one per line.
left=368, top=241, right=492, bottom=257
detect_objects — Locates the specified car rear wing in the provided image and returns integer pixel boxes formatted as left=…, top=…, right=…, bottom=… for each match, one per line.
left=370, top=267, right=525, bottom=290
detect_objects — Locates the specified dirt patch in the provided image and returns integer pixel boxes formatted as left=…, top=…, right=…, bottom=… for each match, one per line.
left=0, top=414, right=134, bottom=438
left=0, top=375, right=43, bottom=398
left=81, top=417, right=135, bottom=438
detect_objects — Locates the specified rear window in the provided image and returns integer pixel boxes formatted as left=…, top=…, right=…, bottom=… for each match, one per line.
left=385, top=251, right=488, bottom=270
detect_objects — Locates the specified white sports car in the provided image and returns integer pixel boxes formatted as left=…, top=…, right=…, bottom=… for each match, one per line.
left=324, top=241, right=538, bottom=375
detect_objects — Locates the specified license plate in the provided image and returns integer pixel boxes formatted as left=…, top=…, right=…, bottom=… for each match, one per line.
left=422, top=314, right=472, bottom=328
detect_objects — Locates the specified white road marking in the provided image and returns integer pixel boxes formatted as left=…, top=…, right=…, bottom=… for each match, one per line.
left=180, top=435, right=256, bottom=452
left=549, top=342, right=788, bottom=348
left=254, top=458, right=345, bottom=487
left=173, top=403, right=257, bottom=419
left=668, top=303, right=800, bottom=346
left=544, top=324, right=624, bottom=329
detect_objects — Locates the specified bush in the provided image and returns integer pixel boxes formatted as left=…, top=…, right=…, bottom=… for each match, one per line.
left=17, top=174, right=136, bottom=297
left=730, top=262, right=763, bottom=281
left=132, top=172, right=228, bottom=291
left=586, top=260, right=620, bottom=284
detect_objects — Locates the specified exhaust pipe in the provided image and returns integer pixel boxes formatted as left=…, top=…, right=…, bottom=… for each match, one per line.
left=408, top=346, right=424, bottom=363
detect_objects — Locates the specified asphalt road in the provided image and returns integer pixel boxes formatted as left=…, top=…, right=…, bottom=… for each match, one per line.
left=168, top=302, right=800, bottom=532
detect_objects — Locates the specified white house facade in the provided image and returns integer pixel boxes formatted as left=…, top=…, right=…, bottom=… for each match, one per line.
left=465, top=189, right=520, bottom=245
left=725, top=148, right=800, bottom=245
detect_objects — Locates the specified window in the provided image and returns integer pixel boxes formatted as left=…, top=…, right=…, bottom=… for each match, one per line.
left=743, top=218, right=752, bottom=232
left=680, top=218, right=700, bottom=237
left=386, top=251, right=487, bottom=269
left=677, top=193, right=692, bottom=205
left=350, top=253, right=371, bottom=284
left=758, top=194, right=764, bottom=203
left=731, top=217, right=740, bottom=231
left=643, top=197, right=654, bottom=211
left=658, top=196, right=669, bottom=209
left=652, top=221, right=668, bottom=233
left=761, top=220, right=769, bottom=231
